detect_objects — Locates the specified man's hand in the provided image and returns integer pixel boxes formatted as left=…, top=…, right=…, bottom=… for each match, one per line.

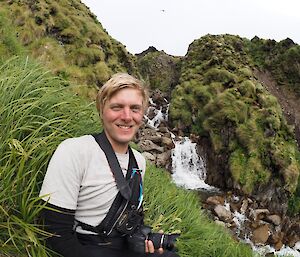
left=145, top=240, right=164, bottom=254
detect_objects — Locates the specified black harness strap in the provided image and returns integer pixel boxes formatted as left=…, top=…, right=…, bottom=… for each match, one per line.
left=76, top=131, right=142, bottom=236
left=94, top=132, right=132, bottom=200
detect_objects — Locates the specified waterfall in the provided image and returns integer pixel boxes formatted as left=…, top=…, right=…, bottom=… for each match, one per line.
left=171, top=137, right=217, bottom=191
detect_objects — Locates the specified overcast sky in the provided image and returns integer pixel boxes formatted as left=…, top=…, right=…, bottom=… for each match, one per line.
left=81, top=0, right=300, bottom=56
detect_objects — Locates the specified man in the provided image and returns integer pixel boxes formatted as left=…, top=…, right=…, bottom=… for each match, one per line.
left=39, top=73, right=180, bottom=257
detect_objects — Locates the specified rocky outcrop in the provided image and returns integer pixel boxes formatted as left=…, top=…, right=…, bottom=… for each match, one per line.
left=136, top=126, right=174, bottom=171
left=136, top=48, right=181, bottom=94
left=135, top=89, right=175, bottom=171
left=203, top=193, right=300, bottom=253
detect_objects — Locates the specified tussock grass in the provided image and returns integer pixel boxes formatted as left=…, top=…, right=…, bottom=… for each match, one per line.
left=0, top=57, right=99, bottom=256
left=144, top=166, right=253, bottom=257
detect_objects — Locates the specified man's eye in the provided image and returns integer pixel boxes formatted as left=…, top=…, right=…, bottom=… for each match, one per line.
left=131, top=106, right=142, bottom=113
left=111, top=106, right=122, bottom=111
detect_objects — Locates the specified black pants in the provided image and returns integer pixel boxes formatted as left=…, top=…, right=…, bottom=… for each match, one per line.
left=77, top=233, right=180, bottom=257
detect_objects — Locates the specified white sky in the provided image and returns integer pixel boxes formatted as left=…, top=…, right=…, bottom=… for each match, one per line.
left=81, top=0, right=300, bottom=56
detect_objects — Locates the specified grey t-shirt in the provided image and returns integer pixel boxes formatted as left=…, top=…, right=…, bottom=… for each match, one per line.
left=39, top=135, right=146, bottom=234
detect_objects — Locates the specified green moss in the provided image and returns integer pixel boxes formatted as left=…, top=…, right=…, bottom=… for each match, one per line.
left=68, top=47, right=104, bottom=67
left=93, top=61, right=112, bottom=85
left=238, top=80, right=256, bottom=98
left=257, top=93, right=280, bottom=108
left=136, top=49, right=180, bottom=92
left=0, top=14, right=24, bottom=60
left=236, top=119, right=264, bottom=153
left=203, top=68, right=238, bottom=86
left=230, top=148, right=271, bottom=194
left=238, top=67, right=253, bottom=78
left=203, top=90, right=248, bottom=126
left=269, top=139, right=300, bottom=192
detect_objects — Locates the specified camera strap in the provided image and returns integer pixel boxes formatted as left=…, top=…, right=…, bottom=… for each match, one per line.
left=75, top=131, right=143, bottom=236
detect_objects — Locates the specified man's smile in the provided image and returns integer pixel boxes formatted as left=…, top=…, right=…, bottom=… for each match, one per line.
left=117, top=124, right=134, bottom=129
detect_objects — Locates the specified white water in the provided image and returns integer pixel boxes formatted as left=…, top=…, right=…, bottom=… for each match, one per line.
left=171, top=137, right=217, bottom=191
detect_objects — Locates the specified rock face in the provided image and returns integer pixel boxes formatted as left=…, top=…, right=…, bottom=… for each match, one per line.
left=136, top=48, right=180, bottom=94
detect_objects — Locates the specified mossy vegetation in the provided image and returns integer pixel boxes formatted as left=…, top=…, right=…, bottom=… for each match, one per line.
left=136, top=47, right=181, bottom=93
left=0, top=11, right=24, bottom=59
left=246, top=37, right=300, bottom=95
left=0, top=0, right=137, bottom=96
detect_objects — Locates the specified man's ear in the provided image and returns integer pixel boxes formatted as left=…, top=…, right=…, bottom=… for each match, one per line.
left=99, top=110, right=103, bottom=119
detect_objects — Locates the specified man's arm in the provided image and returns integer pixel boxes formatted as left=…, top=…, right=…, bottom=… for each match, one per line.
left=41, top=202, right=85, bottom=257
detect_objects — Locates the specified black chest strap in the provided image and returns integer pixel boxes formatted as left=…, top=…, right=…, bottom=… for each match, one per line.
left=75, top=131, right=143, bottom=236
left=94, top=132, right=133, bottom=200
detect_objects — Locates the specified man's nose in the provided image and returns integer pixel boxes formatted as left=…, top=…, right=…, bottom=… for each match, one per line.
left=121, top=107, right=132, bottom=121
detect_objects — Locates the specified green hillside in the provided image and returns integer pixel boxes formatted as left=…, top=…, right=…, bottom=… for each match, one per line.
left=0, top=0, right=137, bottom=99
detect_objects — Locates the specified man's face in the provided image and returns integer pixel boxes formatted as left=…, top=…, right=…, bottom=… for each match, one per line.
left=102, top=88, right=144, bottom=153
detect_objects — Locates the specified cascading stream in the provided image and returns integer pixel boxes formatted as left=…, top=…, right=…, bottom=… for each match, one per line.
left=171, top=137, right=217, bottom=191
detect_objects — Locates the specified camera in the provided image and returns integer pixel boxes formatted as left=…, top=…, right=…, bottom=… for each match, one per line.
left=126, top=225, right=180, bottom=253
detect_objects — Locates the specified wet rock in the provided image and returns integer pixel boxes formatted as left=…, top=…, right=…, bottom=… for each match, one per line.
left=206, top=196, right=225, bottom=206
left=265, top=214, right=281, bottom=226
left=214, top=205, right=232, bottom=222
left=250, top=209, right=270, bottom=221
left=161, top=136, right=174, bottom=149
left=138, top=140, right=164, bottom=153
left=240, top=199, right=249, bottom=214
left=284, top=222, right=300, bottom=247
left=147, top=107, right=157, bottom=120
left=268, top=232, right=284, bottom=251
left=151, top=89, right=167, bottom=106
left=148, top=135, right=162, bottom=144
left=252, top=224, right=270, bottom=244
left=142, top=152, right=156, bottom=163
left=157, top=126, right=169, bottom=133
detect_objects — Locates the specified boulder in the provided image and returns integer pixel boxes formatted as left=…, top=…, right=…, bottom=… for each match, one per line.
left=206, top=196, right=225, bottom=206
left=142, top=152, right=156, bottom=164
left=252, top=224, right=270, bottom=244
left=265, top=214, right=281, bottom=226
left=138, top=140, right=164, bottom=153
left=156, top=150, right=171, bottom=168
left=214, top=205, right=232, bottom=222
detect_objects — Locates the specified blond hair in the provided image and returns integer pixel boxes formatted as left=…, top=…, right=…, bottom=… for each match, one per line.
left=96, top=73, right=149, bottom=116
